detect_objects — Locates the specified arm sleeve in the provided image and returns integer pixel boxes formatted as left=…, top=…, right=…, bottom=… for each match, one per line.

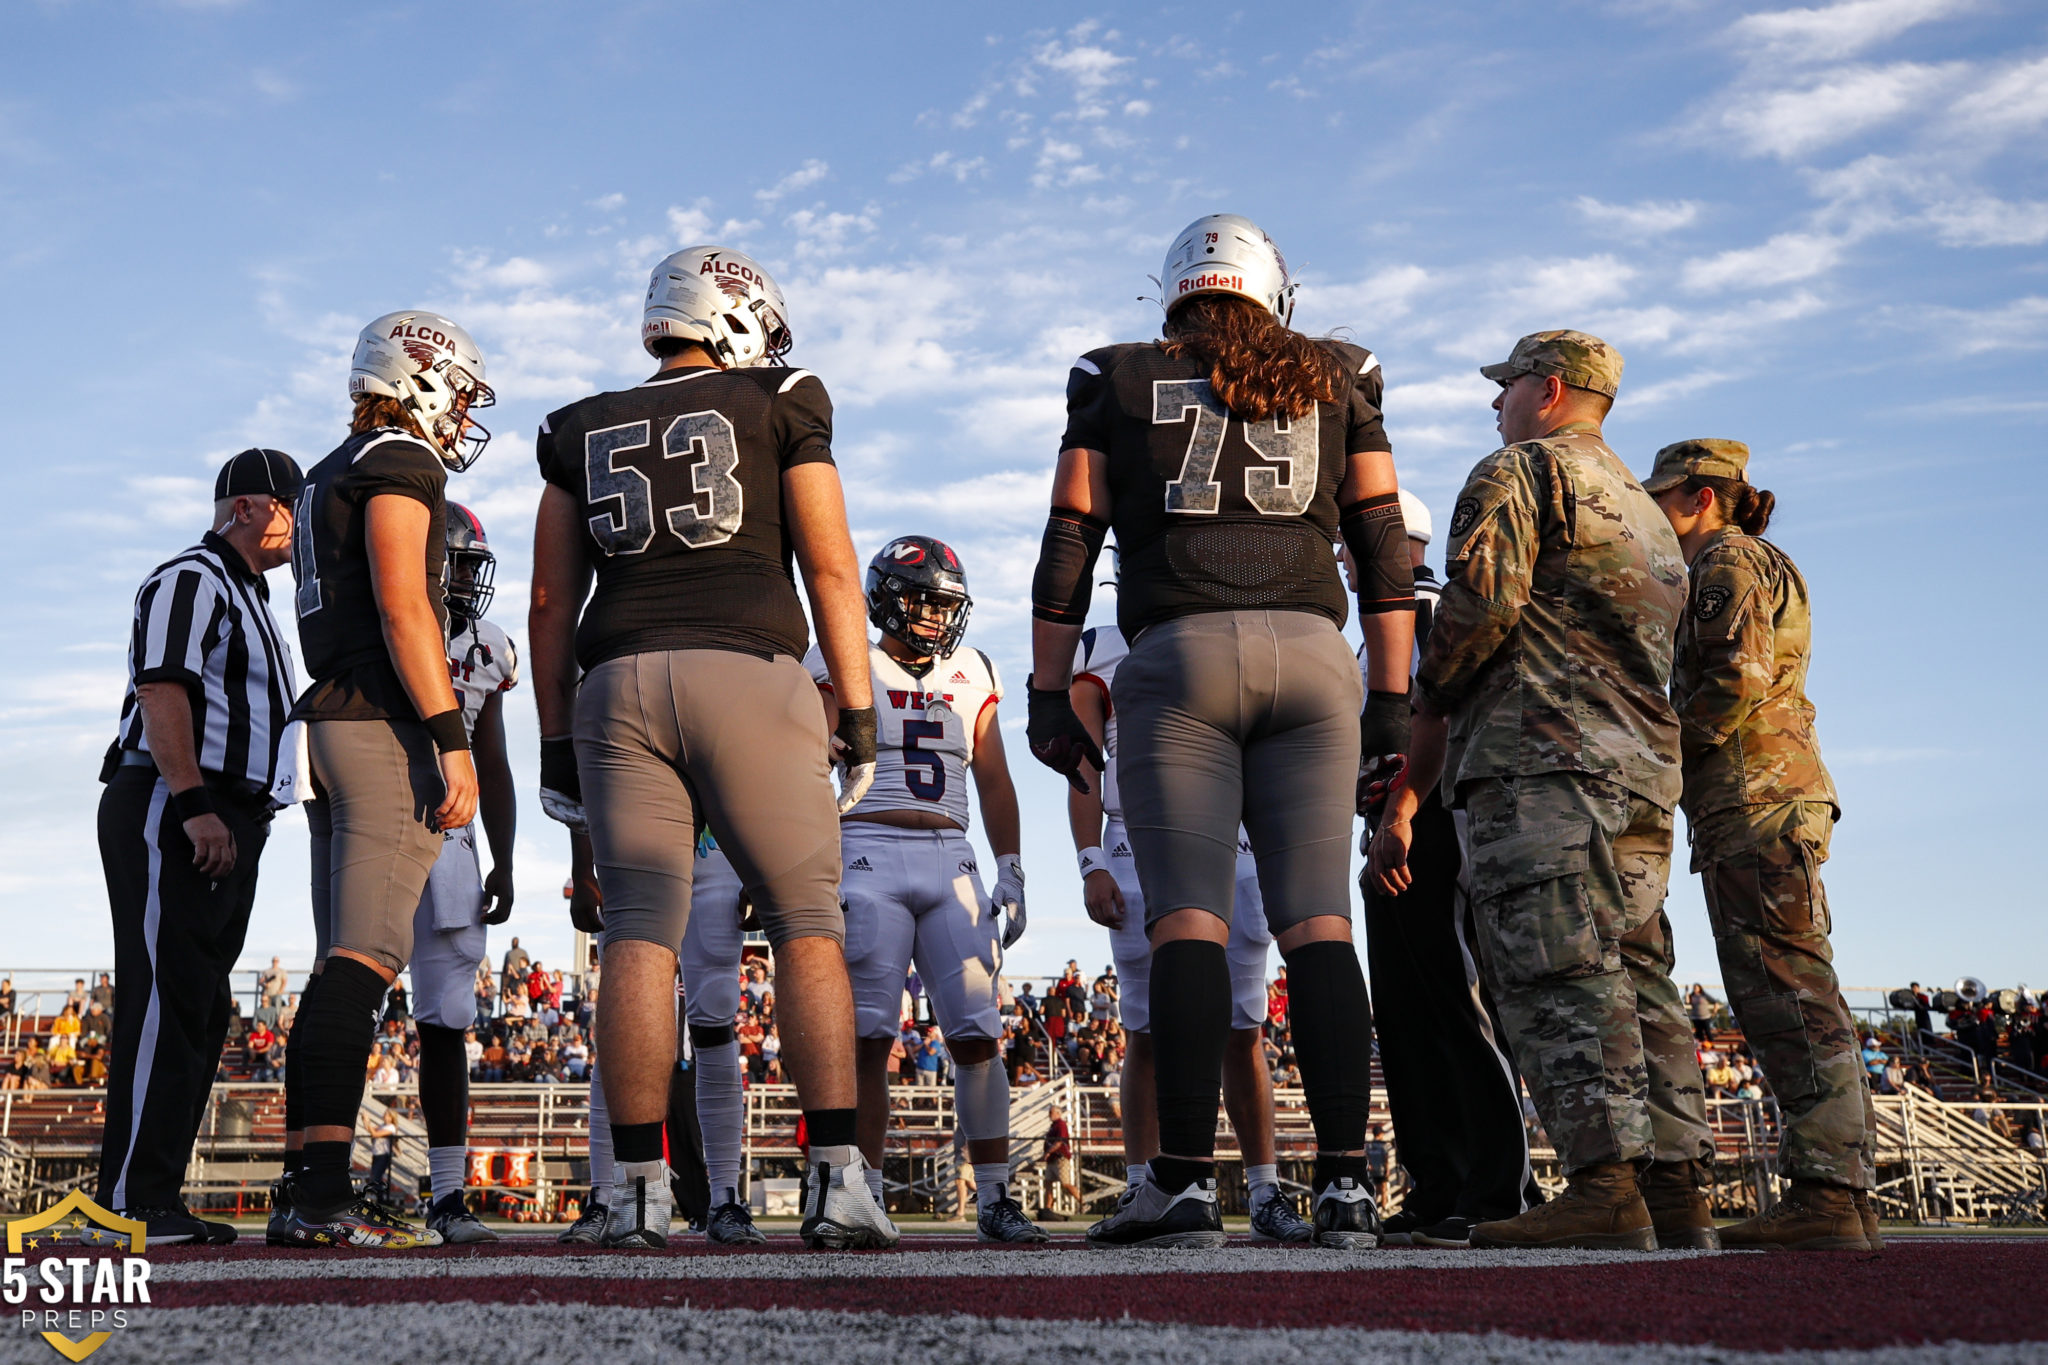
left=1674, top=549, right=1769, bottom=758
left=1415, top=450, right=1539, bottom=713
left=343, top=437, right=446, bottom=508
left=771, top=371, right=835, bottom=469
left=1059, top=353, right=1118, bottom=453
left=131, top=568, right=224, bottom=690
left=1344, top=349, right=1392, bottom=455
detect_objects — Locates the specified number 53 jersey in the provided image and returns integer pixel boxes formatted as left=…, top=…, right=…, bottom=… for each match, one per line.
left=535, top=365, right=836, bottom=671
left=1061, top=338, right=1389, bottom=640
left=804, top=641, right=1003, bottom=831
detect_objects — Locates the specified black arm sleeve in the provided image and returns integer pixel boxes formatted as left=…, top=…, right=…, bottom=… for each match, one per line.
left=1339, top=491, right=1415, bottom=615
left=1030, top=507, right=1109, bottom=626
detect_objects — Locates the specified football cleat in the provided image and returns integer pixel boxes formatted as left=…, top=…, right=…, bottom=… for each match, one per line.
left=1411, top=1214, right=1477, bottom=1249
left=1376, top=1207, right=1430, bottom=1247
left=1249, top=1191, right=1315, bottom=1245
left=1313, top=1177, right=1382, bottom=1250
left=1086, top=1176, right=1227, bottom=1249
left=280, top=1182, right=443, bottom=1250
left=266, top=1179, right=299, bottom=1246
left=119, top=1203, right=234, bottom=1247
left=558, top=1199, right=608, bottom=1245
left=978, top=1196, right=1051, bottom=1245
left=705, top=1200, right=769, bottom=1247
left=601, top=1165, right=674, bottom=1249
left=799, top=1152, right=901, bottom=1250
left=426, top=1192, right=499, bottom=1244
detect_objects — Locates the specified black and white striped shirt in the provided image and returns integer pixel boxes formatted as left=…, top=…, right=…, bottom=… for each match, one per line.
left=113, top=532, right=300, bottom=801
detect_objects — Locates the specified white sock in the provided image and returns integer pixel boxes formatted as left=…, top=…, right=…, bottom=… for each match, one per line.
left=974, top=1163, right=1009, bottom=1210
left=693, top=1039, right=743, bottom=1207
left=865, top=1166, right=885, bottom=1207
left=428, top=1146, right=467, bottom=1205
left=1126, top=1163, right=1149, bottom=1192
left=586, top=1068, right=614, bottom=1205
left=1247, top=1162, right=1279, bottom=1205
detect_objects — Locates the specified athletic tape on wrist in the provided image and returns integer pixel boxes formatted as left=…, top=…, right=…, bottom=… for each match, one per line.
left=424, top=708, right=470, bottom=754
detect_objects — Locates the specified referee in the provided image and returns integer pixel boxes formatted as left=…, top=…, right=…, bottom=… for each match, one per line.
left=96, top=448, right=304, bottom=1245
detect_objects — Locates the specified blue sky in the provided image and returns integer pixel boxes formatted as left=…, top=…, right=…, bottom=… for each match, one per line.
left=3, top=0, right=2042, bottom=1000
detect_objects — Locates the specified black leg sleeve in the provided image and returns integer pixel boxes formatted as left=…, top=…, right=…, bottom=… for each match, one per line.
left=1150, top=939, right=1231, bottom=1162
left=1284, top=939, right=1375, bottom=1154
left=295, top=956, right=388, bottom=1131
left=416, top=1024, right=470, bottom=1150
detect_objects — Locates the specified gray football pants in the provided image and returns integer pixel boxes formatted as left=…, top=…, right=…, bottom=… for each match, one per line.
left=1113, top=609, right=1363, bottom=933
left=306, top=717, right=445, bottom=973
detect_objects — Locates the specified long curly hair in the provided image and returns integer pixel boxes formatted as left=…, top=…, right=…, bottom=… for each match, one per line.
left=350, top=393, right=427, bottom=440
left=1160, top=293, right=1345, bottom=422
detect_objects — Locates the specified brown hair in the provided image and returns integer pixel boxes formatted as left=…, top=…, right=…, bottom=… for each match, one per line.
left=350, top=393, right=427, bottom=440
left=1159, top=294, right=1345, bottom=422
left=1686, top=474, right=1776, bottom=536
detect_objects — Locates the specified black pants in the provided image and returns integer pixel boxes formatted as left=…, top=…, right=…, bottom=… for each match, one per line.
left=97, top=767, right=269, bottom=1211
left=1362, top=791, right=1537, bottom=1223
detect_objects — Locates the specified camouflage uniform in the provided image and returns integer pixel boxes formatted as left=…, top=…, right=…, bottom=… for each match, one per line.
left=1648, top=438, right=1873, bottom=1190
left=1417, top=332, right=1714, bottom=1176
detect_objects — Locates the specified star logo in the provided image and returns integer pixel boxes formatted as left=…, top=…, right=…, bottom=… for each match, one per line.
left=7, top=1191, right=148, bottom=1361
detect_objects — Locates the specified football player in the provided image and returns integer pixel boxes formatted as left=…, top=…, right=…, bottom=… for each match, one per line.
left=279, top=311, right=494, bottom=1249
left=805, top=537, right=1045, bottom=1245
left=530, top=247, right=893, bottom=1250
left=408, top=504, right=517, bottom=1244
left=1069, top=618, right=1314, bottom=1244
left=1026, top=215, right=1413, bottom=1249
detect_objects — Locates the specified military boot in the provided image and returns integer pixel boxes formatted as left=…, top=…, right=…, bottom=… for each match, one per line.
left=1469, top=1164, right=1655, bottom=1250
left=1850, top=1189, right=1883, bottom=1252
left=1641, top=1159, right=1721, bottom=1250
left=1720, top=1181, right=1870, bottom=1252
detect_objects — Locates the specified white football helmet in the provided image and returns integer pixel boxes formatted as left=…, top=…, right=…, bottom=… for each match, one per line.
left=349, top=311, right=495, bottom=471
left=1160, top=214, right=1295, bottom=326
left=643, top=247, right=792, bottom=368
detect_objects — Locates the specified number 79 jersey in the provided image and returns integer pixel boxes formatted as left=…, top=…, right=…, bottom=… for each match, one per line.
left=1060, top=337, right=1389, bottom=640
left=803, top=641, right=1003, bottom=830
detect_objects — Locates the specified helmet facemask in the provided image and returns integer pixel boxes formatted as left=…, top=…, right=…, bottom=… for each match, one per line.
left=874, top=581, right=971, bottom=659
left=445, top=542, right=496, bottom=622
left=413, top=363, right=495, bottom=472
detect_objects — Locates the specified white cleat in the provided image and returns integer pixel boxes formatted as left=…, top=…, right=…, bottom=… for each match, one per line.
left=601, top=1161, right=674, bottom=1249
left=800, top=1151, right=900, bottom=1250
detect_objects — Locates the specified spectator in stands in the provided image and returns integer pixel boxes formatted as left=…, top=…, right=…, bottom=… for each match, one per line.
left=1880, top=1055, right=1904, bottom=1096
left=743, top=963, right=771, bottom=1009
left=0, top=977, right=13, bottom=1017
left=278, top=992, right=298, bottom=1038
left=738, top=1012, right=767, bottom=1084
left=1908, top=983, right=1933, bottom=1036
left=365, top=1109, right=399, bottom=1200
left=915, top=1028, right=945, bottom=1088
left=473, top=958, right=495, bottom=1026
left=479, top=1035, right=507, bottom=1082
left=51, top=1002, right=82, bottom=1049
left=2008, top=1008, right=2039, bottom=1075
left=1015, top=982, right=1038, bottom=1019
left=1013, top=1056, right=1041, bottom=1089
left=48, top=1032, right=76, bottom=1079
left=1705, top=1055, right=1737, bottom=1097
left=463, top=1029, right=482, bottom=1075
left=246, top=1020, right=276, bottom=1080
left=89, top=974, right=114, bottom=1017
left=70, top=1038, right=108, bottom=1088
left=1043, top=1104, right=1080, bottom=1217
left=81, top=1001, right=111, bottom=1045
left=1267, top=967, right=1289, bottom=1028
left=1091, top=975, right=1113, bottom=1027
left=1366, top=1122, right=1392, bottom=1210
left=1687, top=983, right=1718, bottom=1043
left=66, top=979, right=88, bottom=1014
left=259, top=957, right=288, bottom=1011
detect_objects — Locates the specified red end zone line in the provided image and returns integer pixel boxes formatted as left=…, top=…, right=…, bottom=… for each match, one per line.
left=152, top=1244, right=2048, bottom=1350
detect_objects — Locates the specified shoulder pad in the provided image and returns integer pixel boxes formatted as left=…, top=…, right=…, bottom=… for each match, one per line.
left=1318, top=337, right=1381, bottom=380
left=1071, top=343, right=1151, bottom=380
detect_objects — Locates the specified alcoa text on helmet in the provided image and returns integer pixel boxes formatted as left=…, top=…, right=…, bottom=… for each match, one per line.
left=643, top=246, right=793, bottom=369
left=349, top=311, right=495, bottom=472
left=1160, top=213, right=1296, bottom=328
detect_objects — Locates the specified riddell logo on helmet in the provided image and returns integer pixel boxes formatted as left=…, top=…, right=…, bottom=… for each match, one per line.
left=1179, top=273, right=1244, bottom=295
left=388, top=321, right=454, bottom=350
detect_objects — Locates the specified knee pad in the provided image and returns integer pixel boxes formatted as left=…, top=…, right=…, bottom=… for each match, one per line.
left=294, top=957, right=388, bottom=1130
left=953, top=1057, right=1010, bottom=1143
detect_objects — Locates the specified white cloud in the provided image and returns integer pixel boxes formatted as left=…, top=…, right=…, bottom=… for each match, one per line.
left=756, top=159, right=830, bottom=204
left=1574, top=196, right=1702, bottom=237
left=1728, top=0, right=1974, bottom=65
left=1901, top=296, right=2048, bottom=353
left=1715, top=61, right=1965, bottom=159
left=1681, top=233, right=1844, bottom=292
left=587, top=192, right=626, bottom=212
left=1625, top=368, right=1738, bottom=407
left=1386, top=373, right=1495, bottom=414
left=665, top=200, right=762, bottom=246
left=1946, top=53, right=2048, bottom=139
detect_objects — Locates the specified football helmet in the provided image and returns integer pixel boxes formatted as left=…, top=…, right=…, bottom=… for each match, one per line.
left=866, top=535, right=971, bottom=658
left=643, top=247, right=792, bottom=368
left=445, top=502, right=496, bottom=622
left=350, top=311, right=495, bottom=471
left=1160, top=214, right=1295, bottom=327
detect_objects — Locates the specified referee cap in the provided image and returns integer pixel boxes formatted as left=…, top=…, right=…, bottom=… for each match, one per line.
left=215, top=448, right=304, bottom=501
left=1397, top=488, right=1432, bottom=545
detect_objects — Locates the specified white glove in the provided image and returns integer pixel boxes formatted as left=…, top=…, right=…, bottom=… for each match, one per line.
left=834, top=762, right=876, bottom=816
left=539, top=788, right=587, bottom=831
left=993, top=854, right=1027, bottom=949
left=831, top=706, right=878, bottom=815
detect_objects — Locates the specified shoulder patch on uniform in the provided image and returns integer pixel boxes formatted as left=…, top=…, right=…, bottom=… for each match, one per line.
left=777, top=368, right=815, bottom=395
left=1694, top=584, right=1734, bottom=621
left=1449, top=497, right=1482, bottom=538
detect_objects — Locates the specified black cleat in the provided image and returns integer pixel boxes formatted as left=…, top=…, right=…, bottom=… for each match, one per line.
left=1086, top=1176, right=1227, bottom=1249
left=1411, top=1214, right=1476, bottom=1249
left=978, top=1196, right=1050, bottom=1244
left=1313, top=1177, right=1381, bottom=1249
left=559, top=1199, right=608, bottom=1245
left=1249, top=1191, right=1315, bottom=1245
left=705, top=1200, right=769, bottom=1247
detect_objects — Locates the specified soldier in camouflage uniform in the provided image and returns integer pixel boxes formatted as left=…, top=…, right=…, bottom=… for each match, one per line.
left=1646, top=438, right=1876, bottom=1253
left=1368, top=331, right=1717, bottom=1251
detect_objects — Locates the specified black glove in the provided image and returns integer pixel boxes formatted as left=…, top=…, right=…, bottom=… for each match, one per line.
left=1026, top=676, right=1104, bottom=794
left=831, top=705, right=878, bottom=814
left=539, top=735, right=585, bottom=828
left=1360, top=688, right=1412, bottom=762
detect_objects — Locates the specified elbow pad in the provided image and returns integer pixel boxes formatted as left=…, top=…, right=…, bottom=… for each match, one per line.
left=1340, top=492, right=1415, bottom=615
left=1031, top=507, right=1108, bottom=625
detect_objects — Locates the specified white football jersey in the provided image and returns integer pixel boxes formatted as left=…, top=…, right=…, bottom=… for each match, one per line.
left=1073, top=625, right=1129, bottom=820
left=805, top=640, right=1002, bottom=829
left=447, top=617, right=518, bottom=740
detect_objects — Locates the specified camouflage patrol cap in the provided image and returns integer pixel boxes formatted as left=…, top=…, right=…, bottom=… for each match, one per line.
left=1479, top=330, right=1623, bottom=399
left=1643, top=438, right=1750, bottom=494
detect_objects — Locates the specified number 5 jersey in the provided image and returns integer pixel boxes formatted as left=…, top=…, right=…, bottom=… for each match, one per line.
left=804, top=641, right=1003, bottom=831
